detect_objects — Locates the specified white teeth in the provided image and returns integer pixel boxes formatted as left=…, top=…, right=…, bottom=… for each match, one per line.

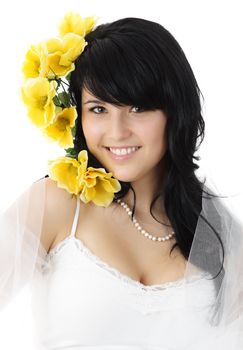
left=109, top=147, right=139, bottom=155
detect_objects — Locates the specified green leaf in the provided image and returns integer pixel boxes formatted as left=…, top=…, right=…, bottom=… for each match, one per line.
left=58, top=91, right=71, bottom=108
left=65, top=72, right=72, bottom=82
left=65, top=147, right=78, bottom=159
left=71, top=125, right=76, bottom=137
left=53, top=95, right=62, bottom=107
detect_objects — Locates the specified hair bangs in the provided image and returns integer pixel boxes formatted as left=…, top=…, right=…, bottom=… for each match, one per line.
left=76, top=35, right=164, bottom=110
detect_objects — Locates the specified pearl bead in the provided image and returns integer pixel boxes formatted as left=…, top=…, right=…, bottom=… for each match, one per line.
left=115, top=199, right=175, bottom=243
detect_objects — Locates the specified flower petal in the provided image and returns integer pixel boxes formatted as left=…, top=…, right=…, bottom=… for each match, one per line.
left=58, top=12, right=97, bottom=37
left=80, top=186, right=96, bottom=203
left=48, top=157, right=81, bottom=194
left=21, top=77, right=57, bottom=127
left=42, top=107, right=77, bottom=147
left=91, top=180, right=115, bottom=207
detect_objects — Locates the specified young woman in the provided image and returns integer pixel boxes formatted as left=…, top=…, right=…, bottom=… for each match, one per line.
left=0, top=14, right=242, bottom=349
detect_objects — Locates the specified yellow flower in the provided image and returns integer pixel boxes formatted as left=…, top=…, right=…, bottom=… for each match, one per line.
left=48, top=150, right=88, bottom=196
left=41, top=33, right=87, bottom=78
left=48, top=156, right=82, bottom=195
left=58, top=12, right=97, bottom=37
left=79, top=167, right=121, bottom=207
left=22, top=44, right=44, bottom=79
left=77, top=149, right=88, bottom=172
left=48, top=150, right=121, bottom=207
left=42, top=107, right=77, bottom=148
left=21, top=77, right=57, bottom=127
left=22, top=13, right=93, bottom=79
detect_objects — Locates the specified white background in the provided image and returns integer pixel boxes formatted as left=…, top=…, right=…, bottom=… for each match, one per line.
left=0, top=0, right=242, bottom=348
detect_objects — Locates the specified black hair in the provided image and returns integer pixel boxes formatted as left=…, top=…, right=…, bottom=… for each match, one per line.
left=48, top=17, right=227, bottom=297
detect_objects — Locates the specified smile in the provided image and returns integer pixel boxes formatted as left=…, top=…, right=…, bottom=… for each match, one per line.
left=104, top=146, right=141, bottom=160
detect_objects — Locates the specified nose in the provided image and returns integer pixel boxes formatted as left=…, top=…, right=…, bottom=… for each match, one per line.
left=107, top=110, right=132, bottom=140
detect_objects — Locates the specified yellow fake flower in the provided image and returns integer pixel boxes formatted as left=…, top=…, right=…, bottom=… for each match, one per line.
left=42, top=107, right=77, bottom=148
left=22, top=44, right=44, bottom=79
left=21, top=77, right=57, bottom=127
left=48, top=156, right=82, bottom=195
left=80, top=167, right=121, bottom=207
left=41, top=33, right=87, bottom=78
left=48, top=150, right=121, bottom=207
left=58, top=12, right=97, bottom=37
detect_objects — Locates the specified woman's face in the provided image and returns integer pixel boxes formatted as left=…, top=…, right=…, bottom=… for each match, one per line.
left=81, top=87, right=168, bottom=183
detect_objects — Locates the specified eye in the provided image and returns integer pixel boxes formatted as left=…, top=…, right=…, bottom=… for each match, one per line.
left=131, top=106, right=145, bottom=113
left=88, top=105, right=145, bottom=115
left=89, top=106, right=106, bottom=114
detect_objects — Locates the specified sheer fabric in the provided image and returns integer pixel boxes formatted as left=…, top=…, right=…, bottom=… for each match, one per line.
left=184, top=178, right=243, bottom=348
left=0, top=175, right=242, bottom=348
left=0, top=178, right=49, bottom=311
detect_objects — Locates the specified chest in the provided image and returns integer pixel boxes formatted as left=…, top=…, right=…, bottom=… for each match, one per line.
left=50, top=201, right=187, bottom=287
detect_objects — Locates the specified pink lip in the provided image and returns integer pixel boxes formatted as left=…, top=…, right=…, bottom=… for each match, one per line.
left=104, top=147, right=140, bottom=160
left=104, top=146, right=141, bottom=149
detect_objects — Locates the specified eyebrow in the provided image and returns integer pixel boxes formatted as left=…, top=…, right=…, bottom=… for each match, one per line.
left=83, top=99, right=106, bottom=104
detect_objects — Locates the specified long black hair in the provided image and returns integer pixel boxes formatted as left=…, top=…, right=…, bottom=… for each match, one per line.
left=64, top=17, right=226, bottom=284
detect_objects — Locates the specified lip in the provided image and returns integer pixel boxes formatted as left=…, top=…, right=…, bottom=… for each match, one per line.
left=104, top=146, right=141, bottom=160
left=104, top=146, right=141, bottom=149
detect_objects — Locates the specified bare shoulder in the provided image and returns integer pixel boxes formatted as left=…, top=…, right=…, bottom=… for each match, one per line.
left=42, top=176, right=76, bottom=212
left=36, top=176, right=78, bottom=253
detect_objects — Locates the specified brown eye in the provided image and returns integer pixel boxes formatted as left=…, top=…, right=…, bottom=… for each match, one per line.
left=89, top=106, right=106, bottom=114
left=131, top=106, right=144, bottom=113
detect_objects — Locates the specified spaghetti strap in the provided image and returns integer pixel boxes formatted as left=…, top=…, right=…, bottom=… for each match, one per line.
left=69, top=196, right=80, bottom=238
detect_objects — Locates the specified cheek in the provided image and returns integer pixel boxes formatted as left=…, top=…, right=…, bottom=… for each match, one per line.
left=146, top=119, right=167, bottom=159
left=82, top=116, right=90, bottom=136
left=142, top=119, right=167, bottom=145
left=82, top=118, right=101, bottom=144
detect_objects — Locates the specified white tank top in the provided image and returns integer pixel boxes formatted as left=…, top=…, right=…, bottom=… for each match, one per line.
left=31, top=196, right=216, bottom=350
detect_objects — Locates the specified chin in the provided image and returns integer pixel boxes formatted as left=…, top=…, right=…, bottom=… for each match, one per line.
left=110, top=172, right=137, bottom=183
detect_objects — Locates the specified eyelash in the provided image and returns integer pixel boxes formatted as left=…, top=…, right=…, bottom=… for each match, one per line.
left=88, top=106, right=145, bottom=114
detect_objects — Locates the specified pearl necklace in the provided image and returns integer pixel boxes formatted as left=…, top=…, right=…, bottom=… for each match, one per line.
left=115, top=199, right=175, bottom=242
